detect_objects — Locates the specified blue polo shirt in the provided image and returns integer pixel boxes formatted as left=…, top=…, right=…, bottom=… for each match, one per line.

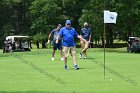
left=81, top=27, right=91, bottom=41
left=59, top=27, right=78, bottom=47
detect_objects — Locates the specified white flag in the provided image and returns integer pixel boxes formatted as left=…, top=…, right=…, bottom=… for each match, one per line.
left=104, top=10, right=118, bottom=24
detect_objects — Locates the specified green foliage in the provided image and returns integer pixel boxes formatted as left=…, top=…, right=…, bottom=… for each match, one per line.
left=32, top=32, right=47, bottom=43
left=79, top=0, right=104, bottom=30
left=79, top=0, right=140, bottom=44
left=116, top=0, right=140, bottom=37
left=29, top=0, right=62, bottom=35
left=2, top=23, right=14, bottom=36
left=0, top=0, right=140, bottom=48
left=79, top=0, right=104, bottom=43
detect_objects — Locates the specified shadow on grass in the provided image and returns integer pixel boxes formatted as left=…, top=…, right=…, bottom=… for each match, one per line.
left=105, top=50, right=127, bottom=53
left=0, top=53, right=11, bottom=57
left=86, top=57, right=95, bottom=60
left=94, top=48, right=128, bottom=53
left=0, top=50, right=52, bottom=58
left=105, top=49, right=140, bottom=54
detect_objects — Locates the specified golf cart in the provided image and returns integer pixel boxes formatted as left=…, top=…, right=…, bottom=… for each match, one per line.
left=127, top=37, right=140, bottom=53
left=3, top=35, right=31, bottom=53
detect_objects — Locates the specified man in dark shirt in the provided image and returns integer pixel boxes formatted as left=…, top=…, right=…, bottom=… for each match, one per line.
left=79, top=22, right=92, bottom=59
left=47, top=24, right=63, bottom=61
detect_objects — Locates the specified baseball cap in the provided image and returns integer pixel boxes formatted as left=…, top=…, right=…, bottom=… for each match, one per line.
left=66, top=20, right=71, bottom=24
left=84, top=22, right=88, bottom=26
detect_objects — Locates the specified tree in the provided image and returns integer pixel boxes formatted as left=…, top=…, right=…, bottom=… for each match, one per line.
left=29, top=0, right=62, bottom=35
left=79, top=0, right=104, bottom=45
left=79, top=0, right=140, bottom=46
left=116, top=0, right=140, bottom=40
left=1, top=0, right=140, bottom=48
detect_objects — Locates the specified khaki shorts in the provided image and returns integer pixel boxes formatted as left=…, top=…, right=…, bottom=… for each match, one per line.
left=80, top=40, right=90, bottom=49
left=63, top=46, right=76, bottom=57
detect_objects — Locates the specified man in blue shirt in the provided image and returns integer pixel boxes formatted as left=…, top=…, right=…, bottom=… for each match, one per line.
left=47, top=24, right=63, bottom=61
left=79, top=22, right=92, bottom=59
left=56, top=20, right=86, bottom=70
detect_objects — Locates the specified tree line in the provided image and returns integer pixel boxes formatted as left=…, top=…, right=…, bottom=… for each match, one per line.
left=0, top=0, right=140, bottom=48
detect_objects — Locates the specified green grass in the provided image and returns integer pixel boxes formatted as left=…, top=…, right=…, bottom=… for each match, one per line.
left=0, top=48, right=140, bottom=93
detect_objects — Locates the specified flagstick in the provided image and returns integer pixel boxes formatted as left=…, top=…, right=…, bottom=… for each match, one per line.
left=103, top=0, right=106, bottom=80
left=104, top=23, right=106, bottom=80
left=103, top=10, right=117, bottom=79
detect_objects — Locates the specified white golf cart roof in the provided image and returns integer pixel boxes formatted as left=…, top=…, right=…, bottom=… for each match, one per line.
left=129, top=37, right=138, bottom=39
left=6, top=35, right=29, bottom=43
left=129, top=37, right=139, bottom=41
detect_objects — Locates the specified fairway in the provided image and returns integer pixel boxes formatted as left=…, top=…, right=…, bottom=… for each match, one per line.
left=0, top=48, right=140, bottom=93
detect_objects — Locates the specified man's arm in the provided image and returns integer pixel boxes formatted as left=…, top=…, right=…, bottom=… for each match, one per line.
left=89, top=34, right=91, bottom=42
left=77, top=35, right=86, bottom=42
left=47, top=29, right=55, bottom=44
left=47, top=33, right=52, bottom=44
left=55, top=34, right=60, bottom=44
left=48, top=33, right=52, bottom=40
left=73, top=29, right=86, bottom=42
left=56, top=28, right=63, bottom=44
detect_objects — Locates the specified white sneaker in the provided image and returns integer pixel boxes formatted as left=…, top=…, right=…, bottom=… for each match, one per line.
left=51, top=58, right=54, bottom=61
left=84, top=57, right=87, bottom=59
left=61, top=58, right=64, bottom=61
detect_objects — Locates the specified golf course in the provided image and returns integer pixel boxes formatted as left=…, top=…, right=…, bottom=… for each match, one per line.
left=0, top=48, right=139, bottom=93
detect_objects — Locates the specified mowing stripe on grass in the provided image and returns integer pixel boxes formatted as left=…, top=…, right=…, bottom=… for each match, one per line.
left=88, top=56, right=137, bottom=86
left=9, top=52, right=67, bottom=86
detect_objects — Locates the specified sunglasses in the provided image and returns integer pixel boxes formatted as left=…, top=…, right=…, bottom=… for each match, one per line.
left=67, top=24, right=71, bottom=25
